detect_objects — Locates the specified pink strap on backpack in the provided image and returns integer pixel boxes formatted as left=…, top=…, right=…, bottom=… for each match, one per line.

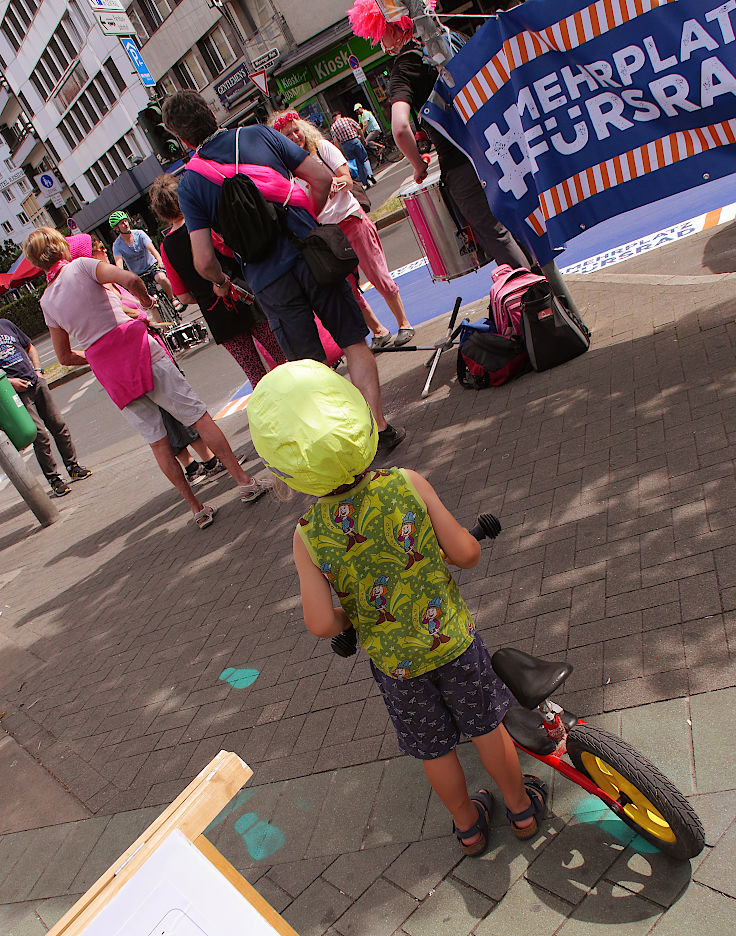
left=489, top=264, right=547, bottom=339
left=186, top=128, right=316, bottom=218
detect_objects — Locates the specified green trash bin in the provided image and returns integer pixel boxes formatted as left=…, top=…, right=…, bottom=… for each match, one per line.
left=0, top=368, right=37, bottom=450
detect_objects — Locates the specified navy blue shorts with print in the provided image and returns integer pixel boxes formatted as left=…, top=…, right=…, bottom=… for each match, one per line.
left=370, top=636, right=516, bottom=760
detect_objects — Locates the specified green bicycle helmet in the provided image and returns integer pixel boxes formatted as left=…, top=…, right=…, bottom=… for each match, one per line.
left=108, top=210, right=128, bottom=228
left=248, top=360, right=378, bottom=496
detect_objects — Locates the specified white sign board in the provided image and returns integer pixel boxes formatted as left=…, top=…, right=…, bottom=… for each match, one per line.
left=0, top=168, right=26, bottom=192
left=82, top=831, right=284, bottom=936
left=88, top=0, right=125, bottom=11
left=51, top=192, right=66, bottom=208
left=251, top=48, right=280, bottom=70
left=249, top=69, right=268, bottom=95
left=93, top=10, right=135, bottom=35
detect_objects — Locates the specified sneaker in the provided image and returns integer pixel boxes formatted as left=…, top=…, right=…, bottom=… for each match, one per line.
left=185, top=462, right=207, bottom=484
left=369, top=175, right=377, bottom=184
left=203, top=457, right=227, bottom=479
left=377, top=424, right=406, bottom=455
left=371, top=331, right=393, bottom=351
left=50, top=476, right=71, bottom=497
left=67, top=464, right=92, bottom=481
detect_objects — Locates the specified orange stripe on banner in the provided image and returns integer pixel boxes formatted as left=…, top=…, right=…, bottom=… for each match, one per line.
left=470, top=74, right=487, bottom=108
left=572, top=172, right=585, bottom=204
left=703, top=209, right=722, bottom=229
left=571, top=10, right=586, bottom=44
left=598, top=160, right=611, bottom=190
left=559, top=16, right=572, bottom=49
left=538, top=27, right=557, bottom=51
left=495, top=54, right=510, bottom=84
left=721, top=121, right=736, bottom=144
left=693, top=126, right=710, bottom=152
left=455, top=95, right=472, bottom=123
left=626, top=149, right=638, bottom=179
left=589, top=2, right=602, bottom=37
left=633, top=0, right=645, bottom=14
left=584, top=166, right=596, bottom=195
left=654, top=136, right=666, bottom=168
left=641, top=143, right=653, bottom=173
left=681, top=130, right=695, bottom=158
left=529, top=30, right=545, bottom=56
left=669, top=132, right=680, bottom=163
left=613, top=156, right=625, bottom=185
left=527, top=212, right=545, bottom=237
left=549, top=185, right=563, bottom=217
left=602, top=0, right=617, bottom=31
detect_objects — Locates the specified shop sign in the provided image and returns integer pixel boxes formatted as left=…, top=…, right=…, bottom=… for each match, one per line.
left=275, top=66, right=311, bottom=105
left=310, top=36, right=373, bottom=84
left=0, top=168, right=26, bottom=192
left=215, top=62, right=250, bottom=110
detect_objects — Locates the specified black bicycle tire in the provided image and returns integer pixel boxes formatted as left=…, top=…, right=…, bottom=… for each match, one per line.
left=566, top=724, right=704, bottom=860
left=385, top=147, right=404, bottom=164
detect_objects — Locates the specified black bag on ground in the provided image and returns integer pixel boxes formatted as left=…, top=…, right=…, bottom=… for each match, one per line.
left=295, top=224, right=359, bottom=286
left=520, top=283, right=591, bottom=372
left=456, top=319, right=530, bottom=389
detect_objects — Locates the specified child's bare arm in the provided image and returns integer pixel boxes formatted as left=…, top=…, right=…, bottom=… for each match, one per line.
left=293, top=527, right=352, bottom=638
left=405, top=469, right=481, bottom=569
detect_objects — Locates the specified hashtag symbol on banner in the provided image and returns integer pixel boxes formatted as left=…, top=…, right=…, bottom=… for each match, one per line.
left=483, top=104, right=548, bottom=201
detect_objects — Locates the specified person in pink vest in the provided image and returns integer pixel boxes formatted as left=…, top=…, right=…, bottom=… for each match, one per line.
left=24, top=227, right=271, bottom=530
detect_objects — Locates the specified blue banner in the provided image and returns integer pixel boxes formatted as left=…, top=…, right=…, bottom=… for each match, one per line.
left=423, top=0, right=736, bottom=266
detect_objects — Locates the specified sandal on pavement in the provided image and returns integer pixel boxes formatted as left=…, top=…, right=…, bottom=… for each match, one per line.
left=193, top=504, right=217, bottom=529
left=240, top=476, right=272, bottom=503
left=506, top=775, right=548, bottom=840
left=371, top=331, right=393, bottom=351
left=453, top=789, right=494, bottom=857
left=392, top=327, right=415, bottom=347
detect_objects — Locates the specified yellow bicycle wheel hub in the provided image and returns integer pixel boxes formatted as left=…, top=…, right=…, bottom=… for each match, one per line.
left=581, top=752, right=677, bottom=843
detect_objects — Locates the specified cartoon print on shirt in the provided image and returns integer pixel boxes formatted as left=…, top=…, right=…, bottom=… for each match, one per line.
left=391, top=659, right=412, bottom=680
left=368, top=575, right=396, bottom=625
left=320, top=561, right=349, bottom=598
left=396, top=510, right=424, bottom=570
left=423, top=596, right=450, bottom=651
left=332, top=498, right=367, bottom=552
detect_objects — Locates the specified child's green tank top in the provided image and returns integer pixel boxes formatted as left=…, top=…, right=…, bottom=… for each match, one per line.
left=297, top=468, right=474, bottom=679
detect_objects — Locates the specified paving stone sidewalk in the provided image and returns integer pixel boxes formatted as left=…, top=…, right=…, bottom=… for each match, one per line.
left=2, top=268, right=736, bottom=933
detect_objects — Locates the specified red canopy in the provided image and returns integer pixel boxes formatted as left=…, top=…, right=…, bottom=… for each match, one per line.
left=0, top=255, right=43, bottom=295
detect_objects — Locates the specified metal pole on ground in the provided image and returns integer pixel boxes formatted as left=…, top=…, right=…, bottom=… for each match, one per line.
left=0, top=431, right=58, bottom=527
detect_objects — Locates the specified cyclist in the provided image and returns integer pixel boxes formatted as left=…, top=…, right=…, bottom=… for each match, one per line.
left=109, top=211, right=182, bottom=317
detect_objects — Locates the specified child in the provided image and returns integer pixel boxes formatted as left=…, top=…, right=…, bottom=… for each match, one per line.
left=248, top=360, right=546, bottom=855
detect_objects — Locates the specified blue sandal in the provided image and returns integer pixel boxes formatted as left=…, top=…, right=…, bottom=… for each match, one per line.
left=506, top=775, right=547, bottom=840
left=453, top=790, right=494, bottom=856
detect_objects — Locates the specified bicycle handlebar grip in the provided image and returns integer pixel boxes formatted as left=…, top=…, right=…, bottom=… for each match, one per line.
left=469, top=513, right=502, bottom=542
left=331, top=626, right=358, bottom=657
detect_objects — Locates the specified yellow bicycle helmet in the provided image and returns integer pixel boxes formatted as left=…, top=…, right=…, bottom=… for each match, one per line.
left=248, top=360, right=377, bottom=496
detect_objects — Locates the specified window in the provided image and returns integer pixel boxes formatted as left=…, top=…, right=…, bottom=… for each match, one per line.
left=2, top=190, right=12, bottom=203
left=84, top=169, right=102, bottom=195
left=70, top=183, right=84, bottom=206
left=4, top=158, right=14, bottom=171
left=88, top=83, right=106, bottom=114
left=128, top=7, right=149, bottom=45
left=17, top=178, right=30, bottom=194
left=178, top=49, right=210, bottom=91
left=105, top=59, right=127, bottom=94
left=59, top=122, right=75, bottom=150
left=200, top=22, right=238, bottom=77
left=158, top=74, right=178, bottom=97
left=45, top=139, right=61, bottom=164
left=71, top=102, right=92, bottom=135
left=1, top=221, right=12, bottom=234
left=96, top=73, right=116, bottom=107
left=16, top=211, right=29, bottom=225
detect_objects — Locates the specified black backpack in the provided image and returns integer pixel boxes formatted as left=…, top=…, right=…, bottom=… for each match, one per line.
left=217, top=173, right=283, bottom=264
left=186, top=128, right=284, bottom=265
left=456, top=319, right=530, bottom=389
left=520, top=283, right=591, bottom=372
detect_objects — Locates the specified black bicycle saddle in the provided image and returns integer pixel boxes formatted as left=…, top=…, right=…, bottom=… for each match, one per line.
left=491, top=647, right=572, bottom=709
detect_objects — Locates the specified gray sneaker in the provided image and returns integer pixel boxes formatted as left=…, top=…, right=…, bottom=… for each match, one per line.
left=371, top=331, right=393, bottom=351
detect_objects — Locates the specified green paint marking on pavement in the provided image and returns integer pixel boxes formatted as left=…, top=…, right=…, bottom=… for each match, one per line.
left=219, top=667, right=260, bottom=689
left=234, top=812, right=285, bottom=861
left=573, top=795, right=657, bottom=851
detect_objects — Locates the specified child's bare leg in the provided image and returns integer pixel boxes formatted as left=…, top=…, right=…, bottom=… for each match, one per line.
left=472, top=723, right=533, bottom=828
left=422, top=750, right=482, bottom=845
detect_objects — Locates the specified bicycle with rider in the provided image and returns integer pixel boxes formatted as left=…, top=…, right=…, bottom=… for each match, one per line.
left=109, top=211, right=181, bottom=317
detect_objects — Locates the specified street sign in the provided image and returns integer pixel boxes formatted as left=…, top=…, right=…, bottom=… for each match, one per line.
left=67, top=217, right=78, bottom=231
left=51, top=192, right=66, bottom=208
left=249, top=69, right=268, bottom=95
left=348, top=54, right=367, bottom=84
left=93, top=9, right=135, bottom=35
left=88, top=0, right=125, bottom=11
left=120, top=37, right=155, bottom=87
left=251, top=48, right=280, bottom=70
left=34, top=171, right=61, bottom=196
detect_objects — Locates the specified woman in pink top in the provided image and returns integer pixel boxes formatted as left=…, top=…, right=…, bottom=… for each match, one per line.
left=270, top=111, right=415, bottom=350
left=25, top=227, right=271, bottom=529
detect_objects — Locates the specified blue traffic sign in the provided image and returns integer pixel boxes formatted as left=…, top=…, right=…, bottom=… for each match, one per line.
left=348, top=54, right=360, bottom=69
left=120, top=37, right=155, bottom=87
left=39, top=174, right=54, bottom=189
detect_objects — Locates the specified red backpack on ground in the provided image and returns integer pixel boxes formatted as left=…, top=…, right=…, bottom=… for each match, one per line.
left=490, top=264, right=547, bottom=339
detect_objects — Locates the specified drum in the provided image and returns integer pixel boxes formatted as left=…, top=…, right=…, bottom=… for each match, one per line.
left=162, top=319, right=209, bottom=354
left=399, top=169, right=489, bottom=282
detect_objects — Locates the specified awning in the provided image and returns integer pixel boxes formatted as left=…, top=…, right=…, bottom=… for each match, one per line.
left=275, top=20, right=354, bottom=75
left=0, top=254, right=43, bottom=295
left=71, top=155, right=164, bottom=233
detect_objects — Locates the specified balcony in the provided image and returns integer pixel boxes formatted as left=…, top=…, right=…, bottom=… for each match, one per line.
left=12, top=129, right=42, bottom=166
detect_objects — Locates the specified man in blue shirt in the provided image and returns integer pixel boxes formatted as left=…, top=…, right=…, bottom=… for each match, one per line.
left=0, top=318, right=91, bottom=497
left=110, top=211, right=178, bottom=315
left=162, top=90, right=404, bottom=455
